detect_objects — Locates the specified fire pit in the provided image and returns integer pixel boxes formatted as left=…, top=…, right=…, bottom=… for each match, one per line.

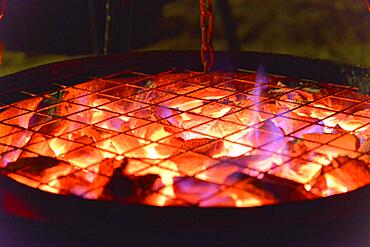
left=1, top=51, right=369, bottom=207
left=0, top=51, right=369, bottom=245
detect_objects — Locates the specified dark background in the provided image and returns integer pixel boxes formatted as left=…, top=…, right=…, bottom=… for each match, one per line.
left=0, top=0, right=369, bottom=76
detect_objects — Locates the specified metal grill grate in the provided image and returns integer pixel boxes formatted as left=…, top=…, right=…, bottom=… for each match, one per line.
left=0, top=67, right=369, bottom=207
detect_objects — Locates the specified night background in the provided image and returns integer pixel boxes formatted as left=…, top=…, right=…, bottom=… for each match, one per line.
left=0, top=0, right=369, bottom=75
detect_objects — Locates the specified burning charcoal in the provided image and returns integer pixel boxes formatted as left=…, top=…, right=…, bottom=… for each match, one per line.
left=210, top=120, right=245, bottom=138
left=0, top=130, right=33, bottom=154
left=224, top=172, right=250, bottom=185
left=27, top=113, right=55, bottom=127
left=302, top=133, right=342, bottom=144
left=246, top=120, right=284, bottom=147
left=259, top=120, right=285, bottom=135
left=0, top=124, right=14, bottom=146
left=2, top=156, right=60, bottom=173
left=236, top=174, right=316, bottom=202
left=0, top=107, right=28, bottom=123
left=138, top=123, right=173, bottom=142
left=196, top=163, right=240, bottom=184
left=61, top=146, right=104, bottom=168
left=358, top=137, right=370, bottom=153
left=97, top=158, right=125, bottom=177
left=329, top=114, right=370, bottom=132
left=54, top=170, right=109, bottom=197
left=12, top=97, right=44, bottom=113
left=161, top=137, right=203, bottom=152
left=110, top=133, right=147, bottom=157
left=168, top=152, right=217, bottom=176
left=354, top=109, right=370, bottom=118
left=283, top=110, right=317, bottom=123
left=226, top=155, right=273, bottom=172
left=102, top=167, right=135, bottom=200
left=272, top=117, right=311, bottom=136
left=25, top=132, right=49, bottom=145
left=1, top=69, right=369, bottom=208
left=37, top=119, right=77, bottom=136
left=278, top=90, right=313, bottom=103
left=329, top=134, right=360, bottom=151
left=192, top=139, right=224, bottom=157
left=162, top=123, right=182, bottom=135
left=267, top=88, right=293, bottom=97
left=311, top=157, right=370, bottom=197
left=173, top=177, right=220, bottom=205
left=323, top=97, right=358, bottom=111
left=74, top=135, right=95, bottom=145
left=102, top=159, right=161, bottom=203
left=260, top=103, right=290, bottom=115
left=179, top=138, right=215, bottom=151
left=270, top=160, right=322, bottom=184
left=1, top=156, right=75, bottom=184
left=359, top=154, right=370, bottom=164
left=23, top=140, right=58, bottom=158
left=200, top=187, right=270, bottom=207
left=284, top=139, right=312, bottom=157
left=189, top=87, right=232, bottom=100
left=198, top=103, right=232, bottom=118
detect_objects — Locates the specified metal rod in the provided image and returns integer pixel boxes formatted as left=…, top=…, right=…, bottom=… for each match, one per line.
left=103, top=0, right=112, bottom=55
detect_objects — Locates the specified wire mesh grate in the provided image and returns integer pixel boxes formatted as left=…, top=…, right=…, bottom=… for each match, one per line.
left=0, top=68, right=369, bottom=207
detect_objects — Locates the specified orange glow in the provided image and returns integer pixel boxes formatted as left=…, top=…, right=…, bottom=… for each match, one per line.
left=0, top=71, right=369, bottom=207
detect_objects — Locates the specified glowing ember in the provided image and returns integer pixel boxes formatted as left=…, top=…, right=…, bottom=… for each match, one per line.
left=0, top=70, right=369, bottom=207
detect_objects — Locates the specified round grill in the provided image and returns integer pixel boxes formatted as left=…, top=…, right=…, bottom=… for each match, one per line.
left=0, top=51, right=369, bottom=208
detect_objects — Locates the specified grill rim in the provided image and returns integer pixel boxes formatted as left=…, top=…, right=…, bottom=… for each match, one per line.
left=1, top=174, right=369, bottom=231
left=0, top=51, right=369, bottom=97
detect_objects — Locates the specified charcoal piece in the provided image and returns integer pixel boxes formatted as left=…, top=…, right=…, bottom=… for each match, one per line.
left=98, top=158, right=125, bottom=177
left=259, top=120, right=285, bottom=135
left=285, top=139, right=311, bottom=156
left=237, top=174, right=316, bottom=202
left=165, top=137, right=220, bottom=157
left=329, top=134, right=360, bottom=151
left=1, top=156, right=75, bottom=184
left=226, top=155, right=271, bottom=168
left=246, top=120, right=285, bottom=147
left=359, top=137, right=370, bottom=153
left=102, top=167, right=135, bottom=200
left=323, top=156, right=362, bottom=173
left=173, top=176, right=220, bottom=204
left=180, top=138, right=214, bottom=151
left=192, top=139, right=223, bottom=156
left=37, top=119, right=64, bottom=136
left=102, top=159, right=161, bottom=203
left=56, top=170, right=110, bottom=196
left=74, top=135, right=95, bottom=144
left=224, top=172, right=250, bottom=185
left=259, top=103, right=290, bottom=115
left=311, top=156, right=370, bottom=197
left=302, top=133, right=342, bottom=143
left=2, top=156, right=67, bottom=175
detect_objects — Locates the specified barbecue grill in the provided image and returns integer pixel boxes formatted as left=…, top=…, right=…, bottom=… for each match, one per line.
left=0, top=51, right=369, bottom=246
left=1, top=1, right=370, bottom=246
